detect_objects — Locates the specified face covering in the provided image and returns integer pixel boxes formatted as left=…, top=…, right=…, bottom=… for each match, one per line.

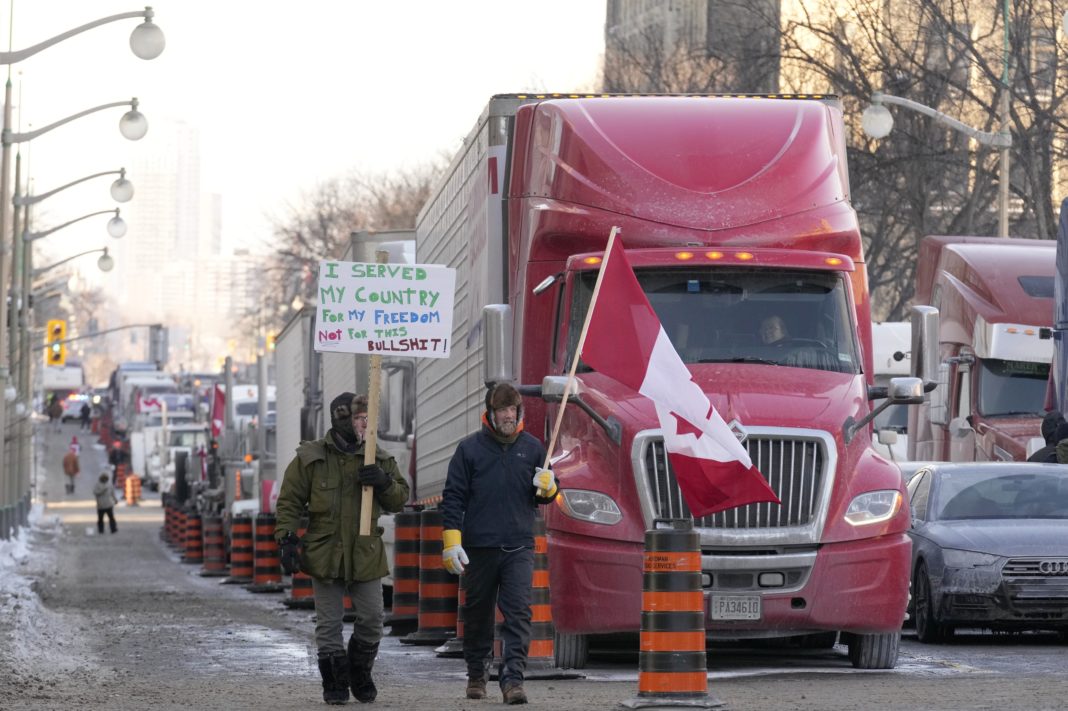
left=329, top=392, right=358, bottom=444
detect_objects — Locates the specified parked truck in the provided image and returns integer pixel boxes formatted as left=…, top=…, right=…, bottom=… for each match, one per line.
left=1050, top=199, right=1068, bottom=418
left=907, top=236, right=1055, bottom=462
left=413, top=94, right=929, bottom=669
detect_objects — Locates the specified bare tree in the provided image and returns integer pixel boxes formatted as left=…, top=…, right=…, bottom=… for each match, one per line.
left=251, top=164, right=442, bottom=334
left=602, top=0, right=1066, bottom=319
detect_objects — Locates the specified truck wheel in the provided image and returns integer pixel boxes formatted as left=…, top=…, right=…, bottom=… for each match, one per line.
left=553, top=631, right=588, bottom=669
left=846, top=631, right=899, bottom=669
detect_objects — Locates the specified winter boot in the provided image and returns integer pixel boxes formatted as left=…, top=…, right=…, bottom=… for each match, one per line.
left=347, top=637, right=379, bottom=703
left=317, top=651, right=350, bottom=705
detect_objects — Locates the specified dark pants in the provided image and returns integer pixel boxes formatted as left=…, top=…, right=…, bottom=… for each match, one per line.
left=97, top=507, right=117, bottom=534
left=463, top=546, right=534, bottom=688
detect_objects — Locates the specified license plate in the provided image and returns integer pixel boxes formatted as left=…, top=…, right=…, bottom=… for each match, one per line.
left=709, top=594, right=761, bottom=621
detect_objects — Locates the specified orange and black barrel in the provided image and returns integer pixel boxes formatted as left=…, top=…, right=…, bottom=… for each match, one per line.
left=401, top=509, right=457, bottom=645
left=224, top=514, right=254, bottom=584
left=526, top=515, right=555, bottom=670
left=171, top=508, right=187, bottom=552
left=435, top=573, right=465, bottom=657
left=114, top=463, right=128, bottom=492
left=182, top=512, right=204, bottom=565
left=284, top=518, right=314, bottom=609
left=246, top=512, right=284, bottom=593
left=621, top=519, right=722, bottom=709
left=124, top=474, right=142, bottom=506
left=386, top=510, right=421, bottom=635
left=161, top=498, right=173, bottom=543
left=200, top=514, right=228, bottom=577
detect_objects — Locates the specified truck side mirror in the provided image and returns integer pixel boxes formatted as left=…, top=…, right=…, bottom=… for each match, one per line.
left=910, top=305, right=939, bottom=387
left=483, top=304, right=514, bottom=385
left=929, top=363, right=950, bottom=427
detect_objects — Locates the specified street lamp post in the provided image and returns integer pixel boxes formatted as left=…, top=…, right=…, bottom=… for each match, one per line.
left=0, top=101, right=146, bottom=516
left=861, top=92, right=1012, bottom=237
left=0, top=7, right=163, bottom=539
left=32, top=246, right=115, bottom=278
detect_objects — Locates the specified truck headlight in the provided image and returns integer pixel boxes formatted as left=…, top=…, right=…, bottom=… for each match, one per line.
left=556, top=489, right=622, bottom=525
left=942, top=548, right=1000, bottom=568
left=844, top=490, right=901, bottom=526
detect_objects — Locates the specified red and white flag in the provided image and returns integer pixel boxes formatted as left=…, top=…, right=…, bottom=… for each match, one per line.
left=582, top=237, right=780, bottom=517
left=210, top=385, right=226, bottom=438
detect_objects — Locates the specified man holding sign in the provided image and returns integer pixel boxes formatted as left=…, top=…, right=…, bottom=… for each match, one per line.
left=440, top=383, right=559, bottom=705
left=275, top=393, right=409, bottom=705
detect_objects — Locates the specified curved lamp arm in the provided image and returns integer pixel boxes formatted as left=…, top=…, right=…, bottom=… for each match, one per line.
left=23, top=208, right=120, bottom=243
left=33, top=247, right=108, bottom=278
left=6, top=100, right=137, bottom=144
left=872, top=92, right=1011, bottom=148
left=0, top=9, right=151, bottom=64
left=15, top=169, right=125, bottom=206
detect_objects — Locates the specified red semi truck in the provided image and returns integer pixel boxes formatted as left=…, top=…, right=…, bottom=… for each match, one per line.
left=907, top=236, right=1055, bottom=462
left=415, top=94, right=929, bottom=669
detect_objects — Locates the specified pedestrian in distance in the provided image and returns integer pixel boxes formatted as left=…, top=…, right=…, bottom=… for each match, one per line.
left=92, top=473, right=118, bottom=534
left=47, top=397, right=63, bottom=432
left=79, top=401, right=91, bottom=430
left=274, top=392, right=409, bottom=705
left=440, top=382, right=560, bottom=705
left=62, top=446, right=80, bottom=494
left=1027, top=411, right=1066, bottom=463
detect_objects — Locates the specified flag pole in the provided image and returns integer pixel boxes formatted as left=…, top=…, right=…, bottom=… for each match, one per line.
left=359, top=249, right=390, bottom=535
left=542, top=226, right=621, bottom=469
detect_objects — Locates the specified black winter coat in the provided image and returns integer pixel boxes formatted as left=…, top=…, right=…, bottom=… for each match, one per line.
left=441, top=426, right=556, bottom=548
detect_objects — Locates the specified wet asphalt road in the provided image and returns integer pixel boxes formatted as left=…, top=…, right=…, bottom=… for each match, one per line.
left=2, top=419, right=1068, bottom=710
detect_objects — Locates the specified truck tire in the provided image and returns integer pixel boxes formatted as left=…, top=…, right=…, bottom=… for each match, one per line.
left=553, top=631, right=588, bottom=669
left=846, top=631, right=900, bottom=669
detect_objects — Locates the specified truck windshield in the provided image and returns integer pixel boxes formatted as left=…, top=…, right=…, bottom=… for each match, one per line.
left=977, top=359, right=1050, bottom=416
left=569, top=267, right=859, bottom=374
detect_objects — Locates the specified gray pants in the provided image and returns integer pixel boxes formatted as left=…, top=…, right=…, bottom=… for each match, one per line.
left=312, top=577, right=384, bottom=655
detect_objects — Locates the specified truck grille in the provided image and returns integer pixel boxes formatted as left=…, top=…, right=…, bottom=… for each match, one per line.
left=642, top=436, right=825, bottom=528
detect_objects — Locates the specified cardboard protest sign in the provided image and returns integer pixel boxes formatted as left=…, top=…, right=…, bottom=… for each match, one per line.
left=314, top=260, right=456, bottom=359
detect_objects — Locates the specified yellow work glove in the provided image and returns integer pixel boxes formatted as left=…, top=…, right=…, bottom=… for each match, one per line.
left=442, top=528, right=468, bottom=575
left=532, top=466, right=558, bottom=497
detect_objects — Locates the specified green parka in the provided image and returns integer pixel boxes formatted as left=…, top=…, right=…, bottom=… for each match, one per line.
left=274, top=432, right=409, bottom=582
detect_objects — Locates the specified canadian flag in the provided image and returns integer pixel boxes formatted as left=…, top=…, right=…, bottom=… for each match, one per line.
left=581, top=236, right=780, bottom=517
left=210, top=385, right=226, bottom=438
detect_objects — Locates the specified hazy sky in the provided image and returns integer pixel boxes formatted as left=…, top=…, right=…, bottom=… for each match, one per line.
left=6, top=1, right=606, bottom=272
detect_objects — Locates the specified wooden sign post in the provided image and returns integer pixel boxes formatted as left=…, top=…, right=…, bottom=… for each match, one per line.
left=359, top=249, right=389, bottom=536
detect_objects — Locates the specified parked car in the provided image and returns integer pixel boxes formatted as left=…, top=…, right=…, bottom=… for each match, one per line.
left=905, top=462, right=1068, bottom=642
left=60, top=392, right=90, bottom=422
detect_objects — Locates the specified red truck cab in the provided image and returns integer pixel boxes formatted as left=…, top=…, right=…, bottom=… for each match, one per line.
left=908, top=236, right=1055, bottom=462
left=481, top=95, right=917, bottom=668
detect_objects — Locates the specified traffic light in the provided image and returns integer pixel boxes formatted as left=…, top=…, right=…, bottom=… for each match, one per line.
left=45, top=319, right=67, bottom=367
left=266, top=332, right=277, bottom=352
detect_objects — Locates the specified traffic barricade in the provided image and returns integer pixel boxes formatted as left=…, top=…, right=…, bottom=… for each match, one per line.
left=526, top=515, right=555, bottom=670
left=171, top=507, right=187, bottom=552
left=283, top=519, right=314, bottom=609
left=246, top=512, right=284, bottom=593
left=182, top=512, right=204, bottom=565
left=401, top=509, right=457, bottom=645
left=200, top=514, right=228, bottom=577
left=114, top=463, right=128, bottom=491
left=224, top=514, right=254, bottom=584
left=124, top=474, right=142, bottom=506
left=386, top=510, right=420, bottom=635
left=435, top=573, right=465, bottom=657
left=621, top=519, right=722, bottom=710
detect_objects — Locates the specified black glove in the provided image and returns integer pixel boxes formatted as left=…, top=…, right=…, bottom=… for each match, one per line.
left=278, top=532, right=302, bottom=575
left=358, top=464, right=391, bottom=493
